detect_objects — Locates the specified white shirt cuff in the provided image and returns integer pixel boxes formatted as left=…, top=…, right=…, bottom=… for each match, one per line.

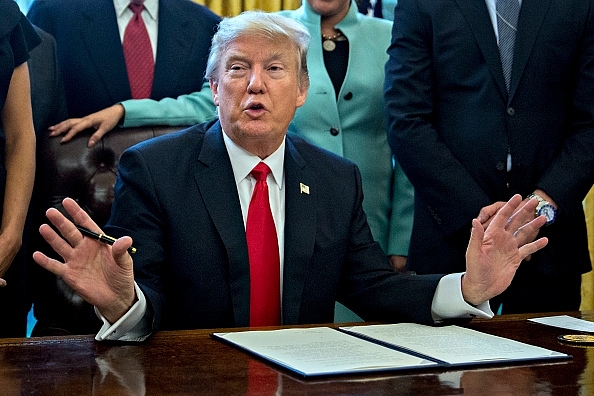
left=95, top=282, right=151, bottom=342
left=431, top=273, right=494, bottom=322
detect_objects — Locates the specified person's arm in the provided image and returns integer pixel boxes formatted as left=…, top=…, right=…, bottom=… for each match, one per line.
left=387, top=158, right=414, bottom=271
left=94, top=282, right=152, bottom=342
left=431, top=273, right=494, bottom=320
left=0, top=62, right=36, bottom=285
left=49, top=82, right=217, bottom=147
left=531, top=4, right=594, bottom=217
left=121, top=81, right=217, bottom=127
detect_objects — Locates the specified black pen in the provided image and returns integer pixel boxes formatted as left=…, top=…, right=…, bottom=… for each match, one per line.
left=76, top=225, right=137, bottom=254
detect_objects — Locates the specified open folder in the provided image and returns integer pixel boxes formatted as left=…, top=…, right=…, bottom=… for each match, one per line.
left=212, top=323, right=570, bottom=377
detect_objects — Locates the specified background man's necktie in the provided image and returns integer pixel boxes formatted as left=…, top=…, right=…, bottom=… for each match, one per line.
left=246, top=162, right=280, bottom=326
left=123, top=1, right=154, bottom=99
left=496, top=0, right=520, bottom=92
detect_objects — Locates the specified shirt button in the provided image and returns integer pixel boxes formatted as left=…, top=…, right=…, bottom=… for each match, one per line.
left=330, top=127, right=339, bottom=136
left=507, top=107, right=515, bottom=116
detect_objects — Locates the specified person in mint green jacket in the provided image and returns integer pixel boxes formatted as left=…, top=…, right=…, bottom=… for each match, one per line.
left=278, top=0, right=414, bottom=322
left=277, top=0, right=413, bottom=269
left=49, top=0, right=414, bottom=321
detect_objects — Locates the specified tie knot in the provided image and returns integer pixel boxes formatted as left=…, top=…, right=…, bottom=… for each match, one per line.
left=129, top=2, right=144, bottom=15
left=251, top=162, right=271, bottom=182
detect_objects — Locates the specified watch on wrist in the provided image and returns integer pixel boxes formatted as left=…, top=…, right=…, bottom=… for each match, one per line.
left=527, top=193, right=557, bottom=225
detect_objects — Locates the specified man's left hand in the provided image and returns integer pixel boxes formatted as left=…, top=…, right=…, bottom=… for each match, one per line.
left=461, top=194, right=548, bottom=306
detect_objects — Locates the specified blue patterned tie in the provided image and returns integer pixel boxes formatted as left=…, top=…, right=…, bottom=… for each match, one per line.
left=496, top=0, right=520, bottom=92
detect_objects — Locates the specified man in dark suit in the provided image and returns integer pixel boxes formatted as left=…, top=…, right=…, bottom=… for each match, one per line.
left=28, top=27, right=67, bottom=136
left=32, top=11, right=547, bottom=341
left=27, top=0, right=220, bottom=118
left=384, top=0, right=594, bottom=313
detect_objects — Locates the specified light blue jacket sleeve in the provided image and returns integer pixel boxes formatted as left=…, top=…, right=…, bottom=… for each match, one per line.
left=387, top=158, right=414, bottom=256
left=121, top=81, right=217, bottom=127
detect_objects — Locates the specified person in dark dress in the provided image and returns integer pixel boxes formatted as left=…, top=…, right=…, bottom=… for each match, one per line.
left=0, top=0, right=40, bottom=337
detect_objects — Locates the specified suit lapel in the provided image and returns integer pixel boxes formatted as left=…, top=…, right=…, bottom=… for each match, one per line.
left=80, top=0, right=131, bottom=101
left=509, top=0, right=551, bottom=99
left=152, top=0, right=193, bottom=98
left=281, top=137, right=317, bottom=324
left=193, top=130, right=319, bottom=326
left=456, top=0, right=508, bottom=100
left=194, top=122, right=251, bottom=327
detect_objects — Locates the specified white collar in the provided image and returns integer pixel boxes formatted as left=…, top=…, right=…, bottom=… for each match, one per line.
left=114, top=0, right=158, bottom=21
left=222, top=130, right=285, bottom=191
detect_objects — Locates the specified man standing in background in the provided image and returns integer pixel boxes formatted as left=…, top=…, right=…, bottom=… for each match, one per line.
left=384, top=0, right=594, bottom=313
left=28, top=0, right=220, bottom=118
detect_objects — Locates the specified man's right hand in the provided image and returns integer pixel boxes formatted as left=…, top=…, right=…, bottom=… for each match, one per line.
left=49, top=104, right=125, bottom=147
left=32, top=197, right=136, bottom=324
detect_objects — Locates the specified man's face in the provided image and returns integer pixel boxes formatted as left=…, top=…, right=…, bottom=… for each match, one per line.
left=210, top=35, right=308, bottom=158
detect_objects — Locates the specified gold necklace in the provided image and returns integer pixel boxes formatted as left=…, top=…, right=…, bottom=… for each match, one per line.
left=322, top=31, right=344, bottom=52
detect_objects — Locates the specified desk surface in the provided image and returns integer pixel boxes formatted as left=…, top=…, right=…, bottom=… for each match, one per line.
left=1, top=312, right=593, bottom=395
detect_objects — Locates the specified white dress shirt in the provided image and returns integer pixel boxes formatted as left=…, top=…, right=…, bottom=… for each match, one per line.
left=223, top=131, right=286, bottom=300
left=114, top=0, right=158, bottom=61
left=485, top=0, right=523, bottom=171
left=95, top=130, right=492, bottom=341
left=485, top=0, right=523, bottom=44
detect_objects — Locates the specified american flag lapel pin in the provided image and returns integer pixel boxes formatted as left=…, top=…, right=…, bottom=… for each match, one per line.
left=300, top=182, right=310, bottom=194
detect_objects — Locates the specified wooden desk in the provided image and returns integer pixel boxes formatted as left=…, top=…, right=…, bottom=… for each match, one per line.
left=1, top=312, right=593, bottom=395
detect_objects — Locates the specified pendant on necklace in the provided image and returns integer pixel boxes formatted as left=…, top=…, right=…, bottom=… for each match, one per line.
left=323, top=39, right=336, bottom=52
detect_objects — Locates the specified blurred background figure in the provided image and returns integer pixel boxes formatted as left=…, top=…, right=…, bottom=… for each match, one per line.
left=0, top=0, right=39, bottom=337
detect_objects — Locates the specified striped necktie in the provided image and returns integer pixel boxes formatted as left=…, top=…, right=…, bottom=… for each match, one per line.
left=496, top=0, right=520, bottom=92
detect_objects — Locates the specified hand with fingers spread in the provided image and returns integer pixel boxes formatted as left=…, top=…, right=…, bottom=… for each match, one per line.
left=476, top=200, right=507, bottom=229
left=475, top=196, right=542, bottom=261
left=461, top=195, right=548, bottom=306
left=49, top=104, right=125, bottom=147
left=32, top=198, right=136, bottom=324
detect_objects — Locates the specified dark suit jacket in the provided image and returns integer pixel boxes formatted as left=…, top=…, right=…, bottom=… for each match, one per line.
left=26, top=26, right=73, bottom=336
left=384, top=0, right=594, bottom=275
left=27, top=0, right=220, bottom=118
left=104, top=120, right=443, bottom=331
left=29, top=26, right=67, bottom=135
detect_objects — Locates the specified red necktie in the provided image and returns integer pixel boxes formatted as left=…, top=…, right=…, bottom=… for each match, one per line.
left=246, top=162, right=280, bottom=326
left=123, top=2, right=154, bottom=99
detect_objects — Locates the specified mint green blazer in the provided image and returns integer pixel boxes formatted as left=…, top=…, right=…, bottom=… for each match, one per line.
left=279, top=1, right=413, bottom=256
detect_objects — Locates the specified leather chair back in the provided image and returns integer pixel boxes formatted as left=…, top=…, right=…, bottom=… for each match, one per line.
left=31, top=125, right=188, bottom=336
